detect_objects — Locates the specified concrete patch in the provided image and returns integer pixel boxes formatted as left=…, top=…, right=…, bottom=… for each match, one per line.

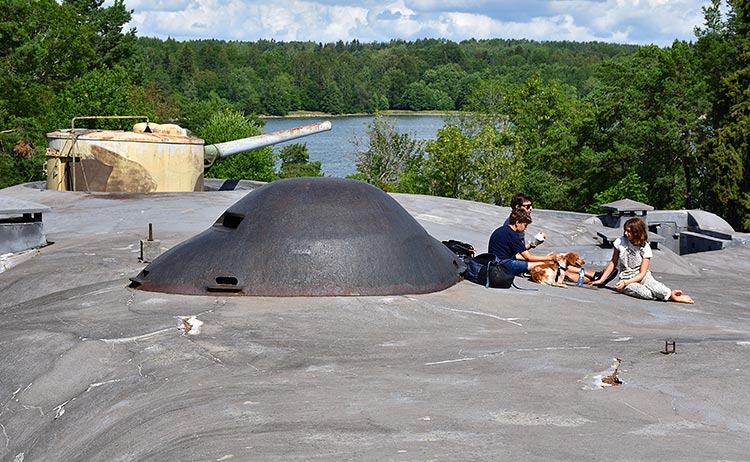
left=488, top=410, right=591, bottom=427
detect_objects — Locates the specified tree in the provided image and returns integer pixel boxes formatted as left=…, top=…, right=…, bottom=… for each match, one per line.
left=655, top=41, right=711, bottom=210
left=423, top=117, right=522, bottom=204
left=423, top=63, right=467, bottom=109
left=63, top=0, right=137, bottom=68
left=423, top=124, right=476, bottom=200
left=695, top=0, right=750, bottom=231
left=401, top=81, right=433, bottom=111
left=587, top=45, right=709, bottom=211
left=485, top=74, right=593, bottom=210
left=261, top=73, right=298, bottom=115
left=0, top=0, right=94, bottom=125
left=201, top=109, right=277, bottom=182
left=383, top=68, right=408, bottom=109
left=320, top=80, right=345, bottom=114
left=0, top=0, right=96, bottom=186
left=586, top=171, right=650, bottom=213
left=0, top=134, right=46, bottom=189
left=278, top=143, right=323, bottom=178
left=174, top=92, right=234, bottom=134
left=352, top=115, right=425, bottom=192
left=220, top=67, right=263, bottom=114
left=54, top=66, right=154, bottom=128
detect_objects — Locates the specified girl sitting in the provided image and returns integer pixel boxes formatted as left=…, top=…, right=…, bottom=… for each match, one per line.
left=591, top=217, right=694, bottom=303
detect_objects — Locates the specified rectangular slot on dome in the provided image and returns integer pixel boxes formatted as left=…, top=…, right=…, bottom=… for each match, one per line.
left=206, top=276, right=243, bottom=293
left=222, top=212, right=244, bottom=229
left=216, top=276, right=238, bottom=285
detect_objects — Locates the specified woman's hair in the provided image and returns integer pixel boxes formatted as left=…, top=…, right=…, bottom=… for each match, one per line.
left=509, top=207, right=532, bottom=225
left=624, top=217, right=648, bottom=247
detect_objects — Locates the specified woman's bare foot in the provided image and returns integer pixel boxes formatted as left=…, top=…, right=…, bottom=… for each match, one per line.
left=670, top=290, right=694, bottom=304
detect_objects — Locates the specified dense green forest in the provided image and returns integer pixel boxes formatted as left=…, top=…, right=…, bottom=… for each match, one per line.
left=1, top=0, right=749, bottom=231
left=134, top=37, right=637, bottom=116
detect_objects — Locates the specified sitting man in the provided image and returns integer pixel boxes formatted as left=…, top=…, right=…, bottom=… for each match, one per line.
left=489, top=207, right=560, bottom=276
left=503, top=192, right=546, bottom=250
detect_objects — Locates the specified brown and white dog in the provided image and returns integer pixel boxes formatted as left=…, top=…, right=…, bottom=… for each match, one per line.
left=530, top=252, right=585, bottom=288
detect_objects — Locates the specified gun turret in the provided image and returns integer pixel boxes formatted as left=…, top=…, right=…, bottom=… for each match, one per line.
left=45, top=118, right=332, bottom=192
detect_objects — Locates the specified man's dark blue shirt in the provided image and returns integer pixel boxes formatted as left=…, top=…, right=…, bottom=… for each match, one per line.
left=488, top=224, right=526, bottom=260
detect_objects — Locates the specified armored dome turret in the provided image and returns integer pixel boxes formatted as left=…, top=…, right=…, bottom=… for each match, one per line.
left=129, top=177, right=462, bottom=296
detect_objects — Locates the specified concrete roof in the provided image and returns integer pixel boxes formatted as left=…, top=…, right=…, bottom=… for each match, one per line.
left=0, top=196, right=50, bottom=216
left=1, top=181, right=749, bottom=461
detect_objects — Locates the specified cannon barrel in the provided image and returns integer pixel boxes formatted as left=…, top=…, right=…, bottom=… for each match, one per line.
left=203, top=120, right=332, bottom=168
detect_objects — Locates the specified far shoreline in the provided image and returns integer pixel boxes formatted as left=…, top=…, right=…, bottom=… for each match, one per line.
left=259, top=110, right=461, bottom=119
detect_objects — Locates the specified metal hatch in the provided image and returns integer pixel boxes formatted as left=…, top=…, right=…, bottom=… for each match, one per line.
left=129, top=177, right=462, bottom=296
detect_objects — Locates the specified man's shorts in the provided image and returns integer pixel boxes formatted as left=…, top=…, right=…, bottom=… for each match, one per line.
left=501, top=258, right=528, bottom=275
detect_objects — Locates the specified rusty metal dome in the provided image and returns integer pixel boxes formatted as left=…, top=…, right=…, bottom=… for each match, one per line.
left=129, top=177, right=461, bottom=296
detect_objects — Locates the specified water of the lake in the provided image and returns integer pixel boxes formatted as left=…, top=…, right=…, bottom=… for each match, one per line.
left=262, top=115, right=448, bottom=177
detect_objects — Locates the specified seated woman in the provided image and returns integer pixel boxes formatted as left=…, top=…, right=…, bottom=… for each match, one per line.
left=488, top=208, right=560, bottom=275
left=591, top=217, right=694, bottom=303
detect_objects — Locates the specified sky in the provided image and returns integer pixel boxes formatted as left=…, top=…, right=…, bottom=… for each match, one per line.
left=118, top=0, right=711, bottom=47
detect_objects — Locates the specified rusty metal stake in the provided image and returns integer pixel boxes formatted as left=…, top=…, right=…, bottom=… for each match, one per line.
left=662, top=340, right=676, bottom=354
left=148, top=223, right=153, bottom=241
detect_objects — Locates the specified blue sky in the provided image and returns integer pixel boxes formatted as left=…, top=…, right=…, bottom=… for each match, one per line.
left=120, top=0, right=711, bottom=46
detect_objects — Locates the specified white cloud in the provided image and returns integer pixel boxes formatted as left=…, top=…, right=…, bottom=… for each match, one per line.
left=549, top=0, right=707, bottom=44
left=407, top=0, right=485, bottom=10
left=522, top=14, right=599, bottom=41
left=121, top=0, right=711, bottom=45
left=434, top=12, right=497, bottom=39
left=125, top=0, right=197, bottom=13
left=320, top=5, right=370, bottom=41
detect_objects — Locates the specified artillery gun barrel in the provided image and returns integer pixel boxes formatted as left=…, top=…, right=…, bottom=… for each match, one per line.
left=203, top=120, right=332, bottom=168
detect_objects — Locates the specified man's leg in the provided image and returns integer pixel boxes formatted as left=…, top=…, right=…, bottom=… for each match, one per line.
left=503, top=259, right=530, bottom=275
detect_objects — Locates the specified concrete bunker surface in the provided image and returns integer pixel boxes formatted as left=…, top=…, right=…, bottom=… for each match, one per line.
left=129, top=177, right=461, bottom=296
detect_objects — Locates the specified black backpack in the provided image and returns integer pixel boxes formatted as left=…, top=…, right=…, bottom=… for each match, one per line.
left=442, top=240, right=475, bottom=264
left=442, top=240, right=476, bottom=277
left=464, top=253, right=515, bottom=289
